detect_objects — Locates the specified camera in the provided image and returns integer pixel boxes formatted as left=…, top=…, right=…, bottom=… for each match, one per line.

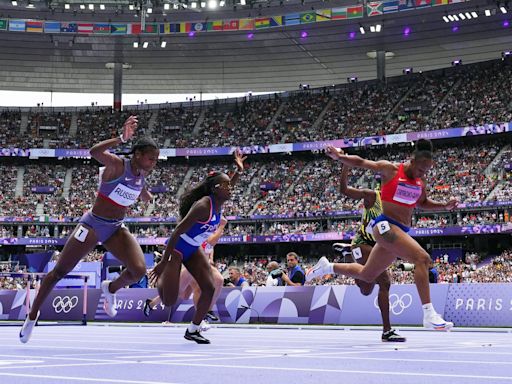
left=398, top=263, right=414, bottom=271
left=270, top=269, right=283, bottom=278
left=223, top=278, right=232, bottom=286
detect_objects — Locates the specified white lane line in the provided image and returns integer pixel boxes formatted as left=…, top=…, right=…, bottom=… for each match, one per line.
left=0, top=372, right=182, bottom=384
left=285, top=355, right=512, bottom=365
left=0, top=361, right=137, bottom=371
left=142, top=361, right=512, bottom=380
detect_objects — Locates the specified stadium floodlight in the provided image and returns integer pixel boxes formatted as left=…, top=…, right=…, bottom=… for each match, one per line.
left=500, top=6, right=507, bottom=13
left=465, top=12, right=472, bottom=19
left=347, top=76, right=358, bottom=83
left=200, top=1, right=206, bottom=7
left=220, top=0, right=225, bottom=6
left=451, top=59, right=462, bottom=66
left=240, top=0, right=246, bottom=5
left=458, top=13, right=466, bottom=20
left=191, top=1, right=197, bottom=8
left=375, top=24, right=382, bottom=32
left=403, top=68, right=413, bottom=74
left=147, top=7, right=152, bottom=13
left=471, top=11, right=478, bottom=18
left=484, top=9, right=491, bottom=16
left=133, top=41, right=139, bottom=48
left=80, top=4, right=86, bottom=9
left=160, top=40, right=167, bottom=48
left=100, top=4, right=105, bottom=10
left=453, top=14, right=459, bottom=21
left=448, top=14, right=455, bottom=21
left=359, top=25, right=365, bottom=34
left=208, top=0, right=218, bottom=8
left=88, top=3, right=94, bottom=10
left=443, top=15, right=450, bottom=22
left=11, top=1, right=17, bottom=6
left=129, top=3, right=135, bottom=10
left=142, top=41, right=149, bottom=48
left=370, top=25, right=376, bottom=32
left=164, top=3, right=170, bottom=10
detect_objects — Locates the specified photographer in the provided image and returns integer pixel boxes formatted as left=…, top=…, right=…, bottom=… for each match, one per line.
left=281, top=252, right=305, bottom=286
left=226, top=267, right=249, bottom=288
left=266, top=261, right=284, bottom=286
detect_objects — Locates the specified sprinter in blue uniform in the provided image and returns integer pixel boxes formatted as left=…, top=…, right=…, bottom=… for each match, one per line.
left=150, top=149, right=247, bottom=344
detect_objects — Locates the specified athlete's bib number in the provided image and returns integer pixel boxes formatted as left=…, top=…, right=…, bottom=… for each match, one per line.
left=74, top=225, right=89, bottom=243
left=352, top=247, right=363, bottom=260
left=377, top=221, right=391, bottom=235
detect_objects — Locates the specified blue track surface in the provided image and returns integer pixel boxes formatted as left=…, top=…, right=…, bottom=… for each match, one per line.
left=1, top=323, right=511, bottom=383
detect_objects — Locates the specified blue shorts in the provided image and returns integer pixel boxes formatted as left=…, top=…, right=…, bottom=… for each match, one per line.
left=174, top=237, right=201, bottom=263
left=370, top=214, right=411, bottom=234
left=79, top=211, right=123, bottom=243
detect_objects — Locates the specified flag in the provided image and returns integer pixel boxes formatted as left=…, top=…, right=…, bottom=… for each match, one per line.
left=180, top=22, right=192, bottom=33
left=316, top=9, right=331, bottom=21
left=190, top=22, right=207, bottom=32
left=398, top=0, right=415, bottom=11
left=9, top=19, right=26, bottom=32
left=347, top=5, right=364, bottom=18
left=415, top=0, right=430, bottom=8
left=128, top=23, right=142, bottom=35
left=207, top=20, right=222, bottom=31
left=77, top=23, right=94, bottom=33
left=159, top=23, right=171, bottom=34
left=300, top=12, right=316, bottom=23
left=331, top=7, right=347, bottom=20
left=239, top=18, right=254, bottom=30
left=25, top=20, right=43, bottom=33
left=143, top=23, right=158, bottom=33
left=111, top=24, right=127, bottom=34
left=94, top=23, right=110, bottom=34
left=223, top=19, right=239, bottom=31
left=283, top=13, right=301, bottom=25
left=60, top=22, right=77, bottom=33
left=431, top=0, right=448, bottom=5
left=367, top=2, right=384, bottom=16
left=255, top=17, right=271, bottom=29
left=44, top=21, right=61, bottom=33
left=0, top=19, right=7, bottom=31
left=270, top=16, right=283, bottom=27
left=382, top=0, right=399, bottom=13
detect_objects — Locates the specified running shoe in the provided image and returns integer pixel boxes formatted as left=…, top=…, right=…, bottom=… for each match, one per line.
left=382, top=329, right=406, bottom=342
left=184, top=329, right=210, bottom=344
left=305, top=256, right=330, bottom=282
left=423, top=312, right=454, bottom=331
left=205, top=311, right=219, bottom=322
left=143, top=299, right=153, bottom=317
left=19, top=311, right=40, bottom=344
left=101, top=280, right=118, bottom=317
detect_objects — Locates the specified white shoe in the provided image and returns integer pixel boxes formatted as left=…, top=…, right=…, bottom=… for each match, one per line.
left=306, top=256, right=330, bottom=282
left=101, top=280, right=118, bottom=317
left=423, top=312, right=454, bottom=331
left=199, top=320, right=211, bottom=332
left=19, top=311, right=40, bottom=344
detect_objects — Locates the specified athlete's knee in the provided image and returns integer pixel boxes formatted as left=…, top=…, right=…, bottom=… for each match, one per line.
left=377, top=273, right=391, bottom=291
left=129, top=261, right=147, bottom=281
left=213, top=271, right=223, bottom=288
left=414, top=251, right=431, bottom=269
left=358, top=281, right=375, bottom=296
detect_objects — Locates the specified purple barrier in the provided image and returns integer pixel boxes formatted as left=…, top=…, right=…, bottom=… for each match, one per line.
left=339, top=284, right=450, bottom=325
left=46, top=261, right=101, bottom=288
left=444, top=283, right=512, bottom=327
left=1, top=284, right=511, bottom=326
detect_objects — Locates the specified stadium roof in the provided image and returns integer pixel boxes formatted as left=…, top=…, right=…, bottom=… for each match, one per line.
left=0, top=0, right=510, bottom=93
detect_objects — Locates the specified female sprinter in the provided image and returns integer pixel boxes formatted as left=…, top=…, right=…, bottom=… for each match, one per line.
left=307, top=139, right=456, bottom=330
left=150, top=150, right=246, bottom=344
left=20, top=116, right=159, bottom=343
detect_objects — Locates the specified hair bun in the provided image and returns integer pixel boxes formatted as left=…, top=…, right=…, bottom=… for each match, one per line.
left=415, top=138, right=433, bottom=152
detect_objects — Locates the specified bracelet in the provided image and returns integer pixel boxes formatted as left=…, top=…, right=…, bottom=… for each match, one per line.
left=119, top=134, right=127, bottom=143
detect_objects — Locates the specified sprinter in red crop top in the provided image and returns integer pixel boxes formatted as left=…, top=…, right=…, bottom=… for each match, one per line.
left=316, top=139, right=457, bottom=331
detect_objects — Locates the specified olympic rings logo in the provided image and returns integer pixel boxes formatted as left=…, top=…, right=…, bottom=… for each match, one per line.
left=374, top=293, right=413, bottom=315
left=52, top=296, right=79, bottom=314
